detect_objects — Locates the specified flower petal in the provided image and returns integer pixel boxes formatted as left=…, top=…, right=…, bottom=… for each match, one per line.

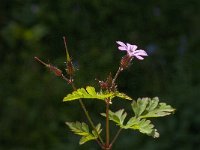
left=134, top=55, right=144, bottom=60
left=116, top=41, right=148, bottom=61
left=118, top=46, right=127, bottom=51
left=130, top=45, right=138, bottom=51
left=133, top=50, right=148, bottom=56
left=116, top=41, right=127, bottom=47
left=127, top=44, right=137, bottom=51
left=116, top=41, right=127, bottom=51
left=126, top=44, right=137, bottom=56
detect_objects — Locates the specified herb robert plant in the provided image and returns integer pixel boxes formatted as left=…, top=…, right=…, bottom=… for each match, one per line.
left=35, top=37, right=175, bottom=150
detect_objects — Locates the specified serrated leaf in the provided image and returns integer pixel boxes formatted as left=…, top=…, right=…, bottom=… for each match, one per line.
left=114, top=92, right=133, bottom=100
left=146, top=97, right=159, bottom=111
left=132, top=98, right=149, bottom=117
left=63, top=86, right=114, bottom=101
left=86, top=86, right=96, bottom=95
left=124, top=117, right=159, bottom=138
left=79, top=135, right=96, bottom=145
left=103, top=97, right=174, bottom=139
left=131, top=97, right=175, bottom=118
left=66, top=121, right=102, bottom=145
left=101, top=109, right=127, bottom=127
left=92, top=123, right=102, bottom=137
left=66, top=122, right=88, bottom=136
left=63, top=86, right=133, bottom=102
left=81, top=123, right=89, bottom=133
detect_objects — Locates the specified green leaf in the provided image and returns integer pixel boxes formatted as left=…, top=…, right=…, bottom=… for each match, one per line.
left=131, top=97, right=175, bottom=118
left=102, top=97, right=174, bottom=139
left=92, top=123, right=102, bottom=137
left=63, top=86, right=133, bottom=102
left=102, top=109, right=159, bottom=138
left=63, top=86, right=113, bottom=101
left=124, top=117, right=159, bottom=138
left=131, top=97, right=149, bottom=117
left=101, top=109, right=127, bottom=127
left=66, top=121, right=102, bottom=145
left=66, top=122, right=88, bottom=136
left=113, top=92, right=132, bottom=100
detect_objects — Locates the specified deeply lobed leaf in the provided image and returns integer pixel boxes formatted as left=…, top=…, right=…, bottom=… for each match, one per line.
left=102, top=109, right=159, bottom=138
left=63, top=86, right=132, bottom=102
left=101, top=109, right=127, bottom=127
left=63, top=86, right=113, bottom=101
left=112, top=92, right=132, bottom=100
left=124, top=117, right=159, bottom=138
left=131, top=97, right=175, bottom=118
left=66, top=121, right=102, bottom=145
left=103, top=97, right=174, bottom=139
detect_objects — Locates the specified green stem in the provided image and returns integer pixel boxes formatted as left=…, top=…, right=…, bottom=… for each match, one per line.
left=78, top=98, right=103, bottom=147
left=34, top=56, right=104, bottom=147
left=71, top=82, right=104, bottom=146
left=61, top=74, right=104, bottom=147
left=110, top=128, right=122, bottom=147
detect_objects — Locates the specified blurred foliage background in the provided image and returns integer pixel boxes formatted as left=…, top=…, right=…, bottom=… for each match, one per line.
left=0, top=0, right=200, bottom=149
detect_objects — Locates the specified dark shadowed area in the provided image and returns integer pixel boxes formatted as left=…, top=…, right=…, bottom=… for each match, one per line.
left=0, top=0, right=200, bottom=149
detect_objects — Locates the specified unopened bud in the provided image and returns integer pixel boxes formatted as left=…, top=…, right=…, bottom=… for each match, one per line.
left=97, top=73, right=117, bottom=91
left=99, top=80, right=109, bottom=90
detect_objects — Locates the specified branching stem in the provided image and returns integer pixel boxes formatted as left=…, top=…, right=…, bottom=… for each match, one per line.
left=104, top=66, right=123, bottom=149
left=110, top=128, right=122, bottom=147
left=70, top=82, right=104, bottom=146
left=62, top=36, right=104, bottom=147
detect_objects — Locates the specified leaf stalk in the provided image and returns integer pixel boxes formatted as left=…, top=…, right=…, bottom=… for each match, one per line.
left=70, top=82, right=104, bottom=146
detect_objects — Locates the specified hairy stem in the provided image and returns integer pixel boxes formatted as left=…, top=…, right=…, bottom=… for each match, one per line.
left=104, top=66, right=123, bottom=149
left=112, top=67, right=122, bottom=86
left=34, top=57, right=48, bottom=66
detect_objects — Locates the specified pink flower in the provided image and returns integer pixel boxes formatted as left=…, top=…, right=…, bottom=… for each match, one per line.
left=116, top=41, right=148, bottom=60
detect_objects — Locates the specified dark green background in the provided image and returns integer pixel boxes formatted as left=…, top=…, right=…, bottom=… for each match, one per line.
left=1, top=0, right=200, bottom=149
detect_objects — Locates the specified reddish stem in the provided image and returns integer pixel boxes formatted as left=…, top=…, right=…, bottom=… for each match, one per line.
left=105, top=99, right=111, bottom=149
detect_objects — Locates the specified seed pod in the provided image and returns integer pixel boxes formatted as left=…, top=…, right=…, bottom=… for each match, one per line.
left=66, top=60, right=75, bottom=76
left=49, top=65, right=62, bottom=76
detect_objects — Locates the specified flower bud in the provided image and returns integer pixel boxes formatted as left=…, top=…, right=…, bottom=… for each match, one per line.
left=97, top=73, right=117, bottom=92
